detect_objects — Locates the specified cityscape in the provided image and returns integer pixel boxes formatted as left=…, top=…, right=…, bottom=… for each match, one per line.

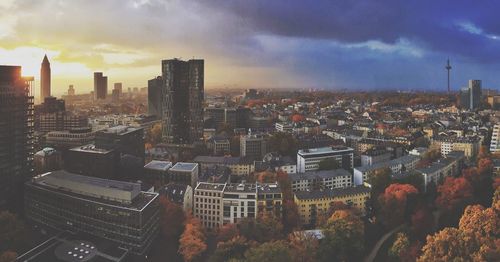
left=1, top=1, right=499, bottom=262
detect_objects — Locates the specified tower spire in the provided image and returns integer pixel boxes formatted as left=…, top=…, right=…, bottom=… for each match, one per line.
left=445, top=58, right=452, bottom=94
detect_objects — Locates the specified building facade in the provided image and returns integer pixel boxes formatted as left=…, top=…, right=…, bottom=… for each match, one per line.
left=94, top=72, right=108, bottom=100
left=297, top=146, right=354, bottom=173
left=40, top=55, right=51, bottom=100
left=290, top=169, right=353, bottom=192
left=240, top=134, right=267, bottom=159
left=25, top=171, right=159, bottom=255
left=0, top=66, right=34, bottom=210
left=294, top=186, right=370, bottom=225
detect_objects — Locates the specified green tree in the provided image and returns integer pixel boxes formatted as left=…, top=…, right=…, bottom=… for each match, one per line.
left=267, top=132, right=298, bottom=157
left=367, top=167, right=393, bottom=198
left=244, top=240, right=292, bottom=262
left=209, top=236, right=254, bottom=262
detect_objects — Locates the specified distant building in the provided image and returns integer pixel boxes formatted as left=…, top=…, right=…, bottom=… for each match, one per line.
left=432, top=136, right=480, bottom=159
left=0, top=65, right=34, bottom=210
left=67, top=84, right=75, bottom=96
left=460, top=80, right=482, bottom=110
left=40, top=54, right=51, bottom=101
left=34, top=147, right=62, bottom=174
left=193, top=156, right=255, bottom=175
left=25, top=171, right=159, bottom=255
left=143, top=160, right=172, bottom=185
left=360, top=147, right=392, bottom=166
left=240, top=134, right=267, bottom=159
left=297, top=146, right=354, bottom=173
left=35, top=96, right=88, bottom=132
left=112, top=82, right=122, bottom=102
left=153, top=59, right=204, bottom=144
left=45, top=127, right=95, bottom=150
left=169, top=162, right=199, bottom=188
left=415, top=151, right=464, bottom=191
left=94, top=72, right=108, bottom=100
left=211, top=138, right=230, bottom=155
left=294, top=186, right=370, bottom=225
left=147, top=76, right=162, bottom=117
left=95, top=125, right=145, bottom=164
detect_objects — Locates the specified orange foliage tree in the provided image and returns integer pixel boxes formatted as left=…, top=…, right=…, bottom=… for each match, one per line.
left=378, top=183, right=419, bottom=228
left=159, top=196, right=185, bottom=242
left=436, top=177, right=473, bottom=212
left=178, top=216, right=207, bottom=262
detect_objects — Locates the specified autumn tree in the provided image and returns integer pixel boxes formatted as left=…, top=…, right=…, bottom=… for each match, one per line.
left=0, top=251, right=16, bottom=262
left=238, top=213, right=284, bottom=243
left=463, top=157, right=495, bottom=206
left=215, top=223, right=239, bottom=243
left=378, top=184, right=419, bottom=228
left=410, top=206, right=434, bottom=239
left=178, top=217, right=207, bottom=262
left=256, top=171, right=276, bottom=183
left=159, top=196, right=185, bottom=242
left=418, top=228, right=472, bottom=262
left=367, top=167, right=393, bottom=198
left=288, top=232, right=319, bottom=262
left=0, top=211, right=27, bottom=254
left=291, top=114, right=305, bottom=123
left=244, top=240, right=292, bottom=262
left=209, top=236, right=255, bottom=262
left=388, top=232, right=410, bottom=260
left=317, top=210, right=364, bottom=262
left=436, top=177, right=474, bottom=226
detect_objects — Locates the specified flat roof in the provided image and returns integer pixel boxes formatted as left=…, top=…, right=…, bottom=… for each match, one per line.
left=294, top=185, right=371, bottom=200
left=29, top=171, right=160, bottom=210
left=194, top=156, right=243, bottom=165
left=355, top=154, right=419, bottom=173
left=98, top=125, right=143, bottom=135
left=298, top=146, right=353, bottom=156
left=144, top=160, right=172, bottom=171
left=196, top=182, right=226, bottom=192
left=69, top=144, right=114, bottom=154
left=170, top=162, right=198, bottom=172
left=224, top=183, right=257, bottom=193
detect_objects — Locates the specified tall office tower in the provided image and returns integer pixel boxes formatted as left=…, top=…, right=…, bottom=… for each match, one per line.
left=460, top=87, right=470, bottom=109
left=40, top=54, right=51, bottom=101
left=93, top=72, right=108, bottom=100
left=112, top=82, right=122, bottom=102
left=160, top=59, right=204, bottom=144
left=147, top=76, right=162, bottom=117
left=469, top=80, right=482, bottom=110
left=0, top=65, right=34, bottom=210
left=67, top=85, right=75, bottom=96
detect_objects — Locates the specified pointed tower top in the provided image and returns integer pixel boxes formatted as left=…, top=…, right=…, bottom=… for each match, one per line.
left=42, top=54, right=50, bottom=64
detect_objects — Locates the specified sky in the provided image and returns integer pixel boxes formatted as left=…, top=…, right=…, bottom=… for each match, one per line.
left=1, top=0, right=500, bottom=97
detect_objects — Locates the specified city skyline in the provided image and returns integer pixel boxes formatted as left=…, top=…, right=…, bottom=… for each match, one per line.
left=1, top=0, right=500, bottom=97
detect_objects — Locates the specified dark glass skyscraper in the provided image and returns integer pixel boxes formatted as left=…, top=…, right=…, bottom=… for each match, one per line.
left=149, top=59, right=204, bottom=144
left=40, top=54, right=51, bottom=101
left=93, top=72, right=108, bottom=100
left=147, top=76, right=162, bottom=117
left=0, top=65, right=34, bottom=210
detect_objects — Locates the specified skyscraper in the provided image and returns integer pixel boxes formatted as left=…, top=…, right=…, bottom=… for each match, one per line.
left=0, top=65, right=34, bottom=210
left=94, top=72, right=108, bottom=100
left=40, top=54, right=51, bottom=100
left=469, top=80, right=482, bottom=110
left=148, top=76, right=162, bottom=117
left=151, top=59, right=204, bottom=144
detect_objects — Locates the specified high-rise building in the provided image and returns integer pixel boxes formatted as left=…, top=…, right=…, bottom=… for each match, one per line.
left=0, top=65, right=35, bottom=210
left=93, top=72, right=108, bottom=100
left=112, top=82, right=122, bottom=102
left=147, top=76, right=162, bottom=117
left=67, top=84, right=75, bottom=96
left=40, top=55, right=51, bottom=101
left=155, top=58, right=204, bottom=144
left=459, top=80, right=482, bottom=110
left=469, top=79, right=482, bottom=110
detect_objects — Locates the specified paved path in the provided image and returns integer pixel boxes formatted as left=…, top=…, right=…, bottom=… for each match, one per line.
left=364, top=224, right=404, bottom=262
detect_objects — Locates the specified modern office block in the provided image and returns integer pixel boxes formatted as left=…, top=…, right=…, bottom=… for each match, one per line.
left=25, top=170, right=160, bottom=255
left=297, top=146, right=354, bottom=173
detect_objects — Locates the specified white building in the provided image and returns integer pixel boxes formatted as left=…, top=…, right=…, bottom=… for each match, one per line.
left=297, top=146, right=354, bottom=173
left=289, top=169, right=353, bottom=192
left=354, top=154, right=420, bottom=185
left=490, top=124, right=500, bottom=153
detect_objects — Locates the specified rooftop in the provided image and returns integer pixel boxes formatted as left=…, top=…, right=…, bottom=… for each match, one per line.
left=144, top=160, right=172, bottom=172
left=355, top=154, right=420, bottom=173
left=298, top=146, right=353, bottom=156
left=196, top=182, right=226, bottom=192
left=98, top=125, right=142, bottom=136
left=294, top=185, right=371, bottom=200
left=70, top=144, right=114, bottom=154
left=170, top=162, right=198, bottom=172
left=29, top=170, right=158, bottom=210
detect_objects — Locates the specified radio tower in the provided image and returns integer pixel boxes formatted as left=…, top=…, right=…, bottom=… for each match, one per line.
left=445, top=59, right=452, bottom=94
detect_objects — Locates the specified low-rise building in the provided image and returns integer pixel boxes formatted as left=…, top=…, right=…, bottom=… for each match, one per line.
left=297, top=146, right=354, bottom=173
left=354, top=154, right=420, bottom=185
left=433, top=136, right=480, bottom=159
left=294, top=185, right=371, bottom=225
left=194, top=156, right=255, bottom=175
left=34, top=147, right=62, bottom=174
left=415, top=151, right=465, bottom=191
left=168, top=162, right=199, bottom=188
left=289, top=169, right=353, bottom=192
left=360, top=147, right=392, bottom=166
